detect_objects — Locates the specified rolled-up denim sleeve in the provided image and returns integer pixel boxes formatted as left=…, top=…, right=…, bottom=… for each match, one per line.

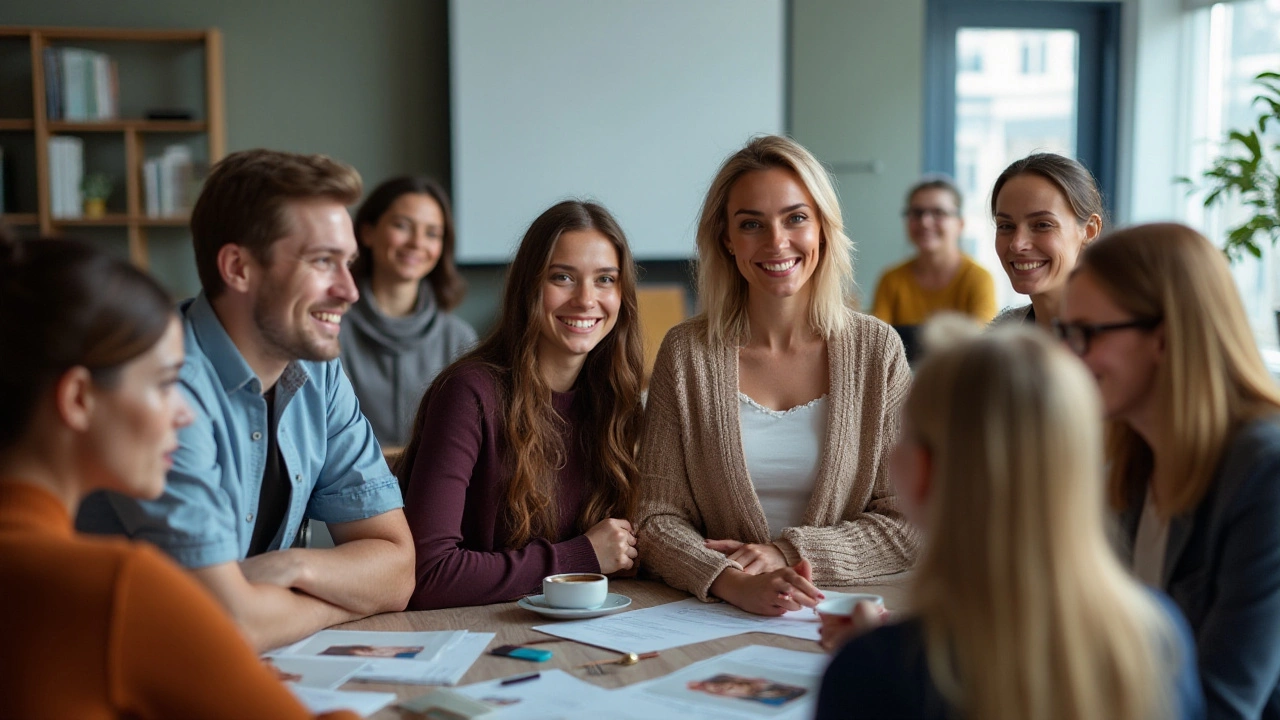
left=108, top=373, right=242, bottom=569
left=307, top=360, right=403, bottom=524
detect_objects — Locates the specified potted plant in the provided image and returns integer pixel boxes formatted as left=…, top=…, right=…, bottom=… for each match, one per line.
left=1181, top=70, right=1280, bottom=338
left=81, top=172, right=114, bottom=218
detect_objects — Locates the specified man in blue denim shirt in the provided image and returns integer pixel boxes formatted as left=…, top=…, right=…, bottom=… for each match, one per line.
left=78, top=150, right=414, bottom=651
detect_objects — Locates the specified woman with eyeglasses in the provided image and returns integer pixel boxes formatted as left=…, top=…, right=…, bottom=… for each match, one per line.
left=990, top=153, right=1104, bottom=328
left=1059, top=222, right=1280, bottom=719
left=870, top=177, right=996, bottom=328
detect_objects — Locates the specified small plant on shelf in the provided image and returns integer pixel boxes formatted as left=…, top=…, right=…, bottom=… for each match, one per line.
left=81, top=172, right=114, bottom=218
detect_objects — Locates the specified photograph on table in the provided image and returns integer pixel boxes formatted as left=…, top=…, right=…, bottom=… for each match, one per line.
left=283, top=629, right=465, bottom=666
left=259, top=655, right=370, bottom=689
left=687, top=673, right=807, bottom=707
left=638, top=647, right=823, bottom=718
left=319, top=644, right=424, bottom=659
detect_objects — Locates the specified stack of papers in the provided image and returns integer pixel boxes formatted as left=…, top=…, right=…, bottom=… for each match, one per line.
left=532, top=597, right=829, bottom=653
left=451, top=646, right=826, bottom=720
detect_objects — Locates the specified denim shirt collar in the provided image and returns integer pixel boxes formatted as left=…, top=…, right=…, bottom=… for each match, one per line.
left=185, top=292, right=312, bottom=398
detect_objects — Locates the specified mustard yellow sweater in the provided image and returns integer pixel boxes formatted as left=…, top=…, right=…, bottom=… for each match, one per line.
left=635, top=310, right=920, bottom=600
left=870, top=255, right=996, bottom=326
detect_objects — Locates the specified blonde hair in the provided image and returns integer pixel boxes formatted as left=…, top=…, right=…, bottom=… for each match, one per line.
left=1073, top=223, right=1280, bottom=515
left=694, top=135, right=854, bottom=347
left=907, top=318, right=1176, bottom=720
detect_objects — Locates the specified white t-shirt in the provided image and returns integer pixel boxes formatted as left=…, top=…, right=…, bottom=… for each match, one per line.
left=738, top=393, right=829, bottom=540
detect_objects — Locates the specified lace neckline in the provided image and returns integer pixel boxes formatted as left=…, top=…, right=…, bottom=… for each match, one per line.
left=738, top=392, right=828, bottom=418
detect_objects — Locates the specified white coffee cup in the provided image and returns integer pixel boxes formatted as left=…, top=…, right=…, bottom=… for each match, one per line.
left=815, top=593, right=886, bottom=621
left=542, top=573, right=608, bottom=609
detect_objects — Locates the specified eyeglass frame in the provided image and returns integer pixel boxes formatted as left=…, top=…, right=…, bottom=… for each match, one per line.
left=901, top=207, right=959, bottom=221
left=1051, top=317, right=1163, bottom=356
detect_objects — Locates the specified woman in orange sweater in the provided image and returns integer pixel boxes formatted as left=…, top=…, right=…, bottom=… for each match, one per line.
left=0, top=234, right=357, bottom=719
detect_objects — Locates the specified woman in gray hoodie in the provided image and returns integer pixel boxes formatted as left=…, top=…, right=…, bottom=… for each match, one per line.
left=340, top=176, right=476, bottom=448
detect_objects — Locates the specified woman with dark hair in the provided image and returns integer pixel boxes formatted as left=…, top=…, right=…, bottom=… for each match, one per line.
left=397, top=200, right=644, bottom=610
left=0, top=237, right=355, bottom=718
left=340, top=176, right=476, bottom=447
left=989, top=153, right=1105, bottom=328
left=1060, top=223, right=1280, bottom=718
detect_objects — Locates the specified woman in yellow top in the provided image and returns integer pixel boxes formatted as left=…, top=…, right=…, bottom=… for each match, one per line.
left=870, top=178, right=996, bottom=327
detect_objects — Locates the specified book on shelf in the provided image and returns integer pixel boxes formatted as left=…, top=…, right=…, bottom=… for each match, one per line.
left=144, top=144, right=197, bottom=218
left=48, top=136, right=84, bottom=219
left=44, top=47, right=118, bottom=122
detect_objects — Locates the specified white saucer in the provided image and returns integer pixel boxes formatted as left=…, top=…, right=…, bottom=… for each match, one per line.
left=517, top=592, right=632, bottom=619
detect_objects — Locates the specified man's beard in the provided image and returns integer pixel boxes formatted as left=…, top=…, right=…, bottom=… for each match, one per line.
left=252, top=284, right=342, bottom=363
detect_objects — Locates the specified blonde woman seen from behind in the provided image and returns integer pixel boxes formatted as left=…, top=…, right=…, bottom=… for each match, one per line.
left=1059, top=223, right=1280, bottom=719
left=817, top=319, right=1204, bottom=720
left=635, top=135, right=918, bottom=616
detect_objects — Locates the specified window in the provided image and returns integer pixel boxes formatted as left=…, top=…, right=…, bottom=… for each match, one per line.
left=1021, top=38, right=1048, bottom=74
left=1182, top=0, right=1280, bottom=352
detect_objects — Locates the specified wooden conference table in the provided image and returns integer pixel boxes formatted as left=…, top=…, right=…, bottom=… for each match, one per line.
left=333, top=576, right=911, bottom=718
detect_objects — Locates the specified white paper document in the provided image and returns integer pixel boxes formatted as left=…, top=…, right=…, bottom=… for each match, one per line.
left=613, top=644, right=828, bottom=720
left=455, top=669, right=614, bottom=719
left=261, top=654, right=370, bottom=689
left=355, top=631, right=494, bottom=686
left=288, top=686, right=397, bottom=716
left=533, top=597, right=826, bottom=653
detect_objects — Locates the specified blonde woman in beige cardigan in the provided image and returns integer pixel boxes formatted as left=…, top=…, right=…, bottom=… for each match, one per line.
left=636, top=136, right=919, bottom=616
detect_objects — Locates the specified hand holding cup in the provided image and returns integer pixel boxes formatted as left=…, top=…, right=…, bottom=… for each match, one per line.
left=816, top=594, right=887, bottom=652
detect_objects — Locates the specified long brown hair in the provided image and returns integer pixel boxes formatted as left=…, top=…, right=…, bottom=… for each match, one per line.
left=1073, top=223, right=1280, bottom=515
left=396, top=200, right=644, bottom=547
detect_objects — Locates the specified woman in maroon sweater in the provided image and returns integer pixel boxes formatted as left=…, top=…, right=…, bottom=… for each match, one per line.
left=397, top=200, right=645, bottom=609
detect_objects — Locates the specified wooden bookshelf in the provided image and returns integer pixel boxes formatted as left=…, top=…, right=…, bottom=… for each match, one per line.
left=0, top=26, right=225, bottom=269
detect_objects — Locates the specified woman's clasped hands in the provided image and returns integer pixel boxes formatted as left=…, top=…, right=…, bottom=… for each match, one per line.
left=586, top=518, right=638, bottom=574
left=706, top=538, right=825, bottom=616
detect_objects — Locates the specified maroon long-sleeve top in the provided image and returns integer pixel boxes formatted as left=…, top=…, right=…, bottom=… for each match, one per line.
left=404, top=362, right=599, bottom=609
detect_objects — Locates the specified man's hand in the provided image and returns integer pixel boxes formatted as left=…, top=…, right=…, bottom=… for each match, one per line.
left=239, top=549, right=308, bottom=589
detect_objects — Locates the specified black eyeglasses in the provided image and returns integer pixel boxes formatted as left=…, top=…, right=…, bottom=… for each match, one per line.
left=902, top=207, right=957, bottom=221
left=1052, top=317, right=1162, bottom=356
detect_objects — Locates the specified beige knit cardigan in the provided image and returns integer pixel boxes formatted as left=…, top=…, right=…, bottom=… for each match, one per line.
left=635, top=310, right=920, bottom=601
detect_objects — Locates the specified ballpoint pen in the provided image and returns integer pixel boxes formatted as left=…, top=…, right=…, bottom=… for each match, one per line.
left=499, top=672, right=541, bottom=686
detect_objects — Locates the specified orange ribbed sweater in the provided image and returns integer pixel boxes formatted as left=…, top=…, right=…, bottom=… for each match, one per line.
left=0, top=481, right=358, bottom=720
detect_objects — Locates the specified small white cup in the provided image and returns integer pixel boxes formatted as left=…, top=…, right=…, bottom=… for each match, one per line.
left=542, top=573, right=608, bottom=609
left=815, top=593, right=885, bottom=621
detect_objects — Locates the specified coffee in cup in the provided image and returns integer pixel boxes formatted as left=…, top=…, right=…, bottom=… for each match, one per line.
left=542, top=572, right=608, bottom=609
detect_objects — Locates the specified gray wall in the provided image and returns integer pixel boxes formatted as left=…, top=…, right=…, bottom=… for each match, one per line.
left=791, top=0, right=925, bottom=306
left=2, top=0, right=926, bottom=327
